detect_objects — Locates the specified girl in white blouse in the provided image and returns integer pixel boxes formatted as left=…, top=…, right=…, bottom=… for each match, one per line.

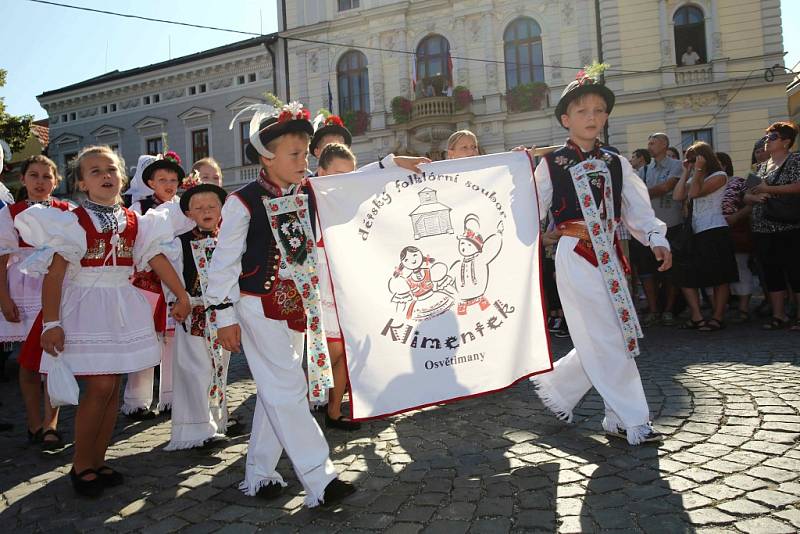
left=14, top=146, right=191, bottom=497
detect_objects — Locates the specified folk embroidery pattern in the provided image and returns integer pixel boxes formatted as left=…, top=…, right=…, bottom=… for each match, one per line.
left=190, top=238, right=226, bottom=406
left=570, top=159, right=643, bottom=357
left=266, top=193, right=334, bottom=400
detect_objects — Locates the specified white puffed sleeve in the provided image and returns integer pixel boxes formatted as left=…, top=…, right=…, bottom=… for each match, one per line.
left=619, top=156, right=669, bottom=250
left=533, top=158, right=553, bottom=220
left=13, top=205, right=86, bottom=277
left=152, top=200, right=196, bottom=237
left=356, top=153, right=397, bottom=172
left=0, top=206, right=18, bottom=254
left=133, top=208, right=176, bottom=271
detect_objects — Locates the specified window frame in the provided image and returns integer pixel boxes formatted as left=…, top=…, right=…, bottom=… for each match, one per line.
left=503, top=17, right=546, bottom=90
left=415, top=34, right=452, bottom=91
left=146, top=137, right=164, bottom=156
left=191, top=128, right=210, bottom=163
left=673, top=5, right=707, bottom=66
left=337, top=50, right=370, bottom=115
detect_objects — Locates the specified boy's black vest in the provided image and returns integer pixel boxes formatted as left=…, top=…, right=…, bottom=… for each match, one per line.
left=179, top=229, right=217, bottom=298
left=231, top=180, right=316, bottom=332
left=544, top=145, right=623, bottom=224
left=138, top=196, right=159, bottom=215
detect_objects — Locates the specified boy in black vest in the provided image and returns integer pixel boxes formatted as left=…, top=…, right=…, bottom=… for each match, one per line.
left=530, top=66, right=672, bottom=445
left=205, top=103, right=355, bottom=506
left=123, top=152, right=186, bottom=420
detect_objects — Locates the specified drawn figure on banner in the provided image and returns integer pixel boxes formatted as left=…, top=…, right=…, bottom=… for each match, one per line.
left=388, top=246, right=455, bottom=321
left=450, top=214, right=503, bottom=315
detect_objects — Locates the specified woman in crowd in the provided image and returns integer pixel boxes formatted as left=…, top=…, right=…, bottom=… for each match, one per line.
left=718, top=151, right=754, bottom=323
left=744, top=121, right=800, bottom=330
left=672, top=142, right=738, bottom=331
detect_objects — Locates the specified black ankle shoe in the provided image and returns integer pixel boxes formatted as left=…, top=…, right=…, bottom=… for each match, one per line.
left=125, top=408, right=156, bottom=421
left=70, top=468, right=104, bottom=497
left=325, top=412, right=362, bottom=431
left=322, top=478, right=356, bottom=506
left=256, top=481, right=284, bottom=500
left=225, top=417, right=245, bottom=437
left=27, top=427, right=43, bottom=445
left=97, top=465, right=124, bottom=487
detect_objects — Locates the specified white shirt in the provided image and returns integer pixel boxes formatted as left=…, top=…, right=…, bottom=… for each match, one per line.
left=533, top=154, right=670, bottom=250
left=681, top=51, right=701, bottom=66
left=688, top=171, right=729, bottom=233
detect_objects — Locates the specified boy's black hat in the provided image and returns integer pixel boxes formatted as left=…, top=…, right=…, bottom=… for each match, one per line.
left=245, top=106, right=315, bottom=163
left=142, top=151, right=186, bottom=184
left=179, top=172, right=228, bottom=212
left=555, top=69, right=616, bottom=129
left=310, top=114, right=352, bottom=155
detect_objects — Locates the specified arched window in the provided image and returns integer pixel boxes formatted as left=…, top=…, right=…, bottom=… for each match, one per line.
left=504, top=17, right=545, bottom=89
left=674, top=5, right=707, bottom=66
left=415, top=35, right=452, bottom=96
left=337, top=50, right=370, bottom=114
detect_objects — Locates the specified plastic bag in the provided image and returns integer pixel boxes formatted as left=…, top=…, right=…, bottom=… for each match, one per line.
left=46, top=354, right=80, bottom=407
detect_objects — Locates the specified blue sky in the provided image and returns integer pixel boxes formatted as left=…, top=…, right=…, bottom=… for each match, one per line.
left=1, top=0, right=798, bottom=120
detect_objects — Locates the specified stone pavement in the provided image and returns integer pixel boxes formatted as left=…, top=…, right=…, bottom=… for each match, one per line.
left=1, top=322, right=799, bottom=533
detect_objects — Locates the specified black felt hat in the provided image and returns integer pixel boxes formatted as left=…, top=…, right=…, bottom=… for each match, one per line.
left=245, top=113, right=315, bottom=163
left=179, top=182, right=228, bottom=213
left=310, top=115, right=352, bottom=155
left=142, top=151, right=186, bottom=184
left=554, top=75, right=615, bottom=129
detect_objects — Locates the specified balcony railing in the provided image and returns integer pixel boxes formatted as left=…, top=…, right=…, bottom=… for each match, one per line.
left=411, top=96, right=455, bottom=121
left=224, top=164, right=260, bottom=190
left=674, top=64, right=713, bottom=86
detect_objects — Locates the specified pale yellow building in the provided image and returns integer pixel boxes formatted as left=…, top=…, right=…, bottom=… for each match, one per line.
left=280, top=0, right=790, bottom=175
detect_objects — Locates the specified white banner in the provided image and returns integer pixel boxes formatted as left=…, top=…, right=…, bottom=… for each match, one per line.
left=312, top=152, right=552, bottom=419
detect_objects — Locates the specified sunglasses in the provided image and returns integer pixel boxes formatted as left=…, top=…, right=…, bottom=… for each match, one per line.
left=766, top=132, right=782, bottom=141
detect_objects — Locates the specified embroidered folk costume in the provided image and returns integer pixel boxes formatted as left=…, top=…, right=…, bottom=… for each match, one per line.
left=166, top=177, right=231, bottom=450
left=206, top=101, right=350, bottom=506
left=123, top=152, right=190, bottom=415
left=530, top=69, right=670, bottom=445
left=13, top=202, right=177, bottom=375
left=0, top=199, right=71, bottom=348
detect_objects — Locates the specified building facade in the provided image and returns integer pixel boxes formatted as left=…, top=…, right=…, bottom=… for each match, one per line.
left=281, top=0, right=790, bottom=175
left=37, top=35, right=285, bottom=193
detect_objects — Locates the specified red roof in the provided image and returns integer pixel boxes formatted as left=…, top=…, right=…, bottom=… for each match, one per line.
left=31, top=120, right=49, bottom=147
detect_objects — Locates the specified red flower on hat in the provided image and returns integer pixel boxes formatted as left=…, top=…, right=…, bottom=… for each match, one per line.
left=164, top=151, right=182, bottom=166
left=325, top=115, right=344, bottom=127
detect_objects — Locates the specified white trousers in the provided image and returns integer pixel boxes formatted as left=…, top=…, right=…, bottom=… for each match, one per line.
left=166, top=326, right=230, bottom=450
left=236, top=296, right=337, bottom=507
left=122, top=289, right=174, bottom=413
left=532, top=237, right=651, bottom=440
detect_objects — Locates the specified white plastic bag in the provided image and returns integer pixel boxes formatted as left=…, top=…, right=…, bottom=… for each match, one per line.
left=46, top=354, right=80, bottom=407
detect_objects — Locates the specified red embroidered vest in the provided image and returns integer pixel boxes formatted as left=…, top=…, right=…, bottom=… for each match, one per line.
left=9, top=200, right=71, bottom=247
left=74, top=206, right=137, bottom=267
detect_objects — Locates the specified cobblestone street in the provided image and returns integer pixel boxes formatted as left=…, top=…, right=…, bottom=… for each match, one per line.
left=1, top=323, right=799, bottom=533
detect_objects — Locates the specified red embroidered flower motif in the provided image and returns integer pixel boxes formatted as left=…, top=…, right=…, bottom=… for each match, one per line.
left=270, top=204, right=279, bottom=212
left=298, top=209, right=307, bottom=218
left=584, top=162, right=596, bottom=171
left=610, top=280, right=620, bottom=294
left=310, top=275, right=319, bottom=285
left=601, top=251, right=610, bottom=264
left=311, top=383, right=321, bottom=397
left=271, top=220, right=278, bottom=229
left=627, top=338, right=637, bottom=352
left=296, top=198, right=304, bottom=207
left=592, top=223, right=601, bottom=236
left=621, top=309, right=630, bottom=322
left=583, top=194, right=592, bottom=207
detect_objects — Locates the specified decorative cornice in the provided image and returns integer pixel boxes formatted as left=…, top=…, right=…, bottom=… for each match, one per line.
left=133, top=116, right=168, bottom=130
left=40, top=53, right=272, bottom=112
left=178, top=106, right=214, bottom=121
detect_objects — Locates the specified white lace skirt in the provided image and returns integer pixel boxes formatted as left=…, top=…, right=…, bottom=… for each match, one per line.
left=39, top=266, right=161, bottom=376
left=0, top=252, right=43, bottom=342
